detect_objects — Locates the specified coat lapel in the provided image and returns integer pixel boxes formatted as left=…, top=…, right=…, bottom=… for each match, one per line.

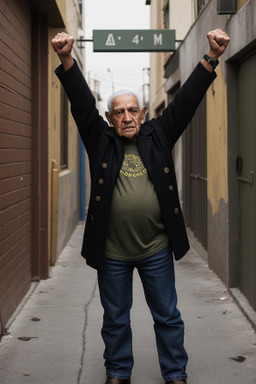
left=105, top=128, right=124, bottom=175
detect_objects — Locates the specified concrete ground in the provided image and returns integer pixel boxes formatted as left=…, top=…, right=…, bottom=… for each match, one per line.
left=0, top=222, right=256, bottom=384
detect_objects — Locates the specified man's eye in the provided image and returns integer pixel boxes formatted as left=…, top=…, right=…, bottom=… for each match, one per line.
left=130, top=108, right=138, bottom=115
left=115, top=111, right=123, bottom=116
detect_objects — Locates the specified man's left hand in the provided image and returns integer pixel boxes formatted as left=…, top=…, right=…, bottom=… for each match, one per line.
left=207, top=29, right=230, bottom=59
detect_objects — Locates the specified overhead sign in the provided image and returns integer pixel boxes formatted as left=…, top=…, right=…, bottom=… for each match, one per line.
left=93, top=29, right=176, bottom=52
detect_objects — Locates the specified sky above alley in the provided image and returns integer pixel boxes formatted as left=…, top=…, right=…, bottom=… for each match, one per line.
left=84, top=0, right=150, bottom=111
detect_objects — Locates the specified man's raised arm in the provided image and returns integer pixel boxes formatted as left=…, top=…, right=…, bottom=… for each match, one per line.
left=51, top=32, right=75, bottom=71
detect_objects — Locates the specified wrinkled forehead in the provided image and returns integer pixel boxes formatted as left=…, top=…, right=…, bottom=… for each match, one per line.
left=111, top=94, right=139, bottom=110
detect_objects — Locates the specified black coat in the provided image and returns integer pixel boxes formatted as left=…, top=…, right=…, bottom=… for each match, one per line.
left=55, top=61, right=216, bottom=270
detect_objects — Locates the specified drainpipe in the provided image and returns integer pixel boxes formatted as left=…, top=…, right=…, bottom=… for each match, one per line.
left=79, top=137, right=86, bottom=221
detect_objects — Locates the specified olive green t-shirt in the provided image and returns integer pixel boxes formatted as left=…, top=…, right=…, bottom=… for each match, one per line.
left=105, top=139, right=169, bottom=261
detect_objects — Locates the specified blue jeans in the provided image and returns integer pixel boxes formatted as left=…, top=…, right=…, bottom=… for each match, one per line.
left=97, top=247, right=188, bottom=381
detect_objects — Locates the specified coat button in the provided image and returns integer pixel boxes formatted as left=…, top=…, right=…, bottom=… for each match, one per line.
left=174, top=208, right=180, bottom=215
left=102, top=163, right=108, bottom=169
left=98, top=179, right=104, bottom=185
left=169, top=185, right=174, bottom=191
left=95, top=196, right=101, bottom=202
left=90, top=215, right=94, bottom=221
left=164, top=167, right=170, bottom=174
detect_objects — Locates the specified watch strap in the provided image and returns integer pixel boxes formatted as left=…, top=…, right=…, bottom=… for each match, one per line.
left=203, top=54, right=219, bottom=69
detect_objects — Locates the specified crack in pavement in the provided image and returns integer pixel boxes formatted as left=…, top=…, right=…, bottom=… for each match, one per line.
left=77, top=278, right=98, bottom=384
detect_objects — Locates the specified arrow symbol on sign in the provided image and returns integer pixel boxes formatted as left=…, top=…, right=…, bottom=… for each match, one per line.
left=105, top=33, right=116, bottom=46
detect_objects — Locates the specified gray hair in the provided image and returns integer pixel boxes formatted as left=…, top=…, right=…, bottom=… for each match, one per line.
left=107, top=90, right=143, bottom=113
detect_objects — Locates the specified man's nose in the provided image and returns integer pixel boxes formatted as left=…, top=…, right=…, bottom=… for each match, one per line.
left=123, top=110, right=132, bottom=122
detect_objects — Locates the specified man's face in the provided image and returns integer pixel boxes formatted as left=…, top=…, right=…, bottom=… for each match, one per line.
left=105, top=94, right=146, bottom=140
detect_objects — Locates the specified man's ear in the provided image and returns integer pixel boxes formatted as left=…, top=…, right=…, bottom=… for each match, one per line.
left=105, top=111, right=113, bottom=126
left=141, top=106, right=147, bottom=121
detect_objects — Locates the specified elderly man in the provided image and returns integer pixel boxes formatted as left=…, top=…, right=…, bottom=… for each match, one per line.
left=52, top=29, right=230, bottom=384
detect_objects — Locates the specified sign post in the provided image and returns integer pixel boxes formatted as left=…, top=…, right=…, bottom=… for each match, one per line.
left=92, top=29, right=176, bottom=52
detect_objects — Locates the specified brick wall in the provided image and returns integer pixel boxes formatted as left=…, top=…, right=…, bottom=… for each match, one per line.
left=0, top=0, right=32, bottom=332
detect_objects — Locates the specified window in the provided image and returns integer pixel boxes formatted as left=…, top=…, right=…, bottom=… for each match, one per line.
left=61, top=87, right=68, bottom=169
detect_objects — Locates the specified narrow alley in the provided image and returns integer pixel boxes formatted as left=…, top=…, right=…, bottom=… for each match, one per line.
left=0, top=223, right=255, bottom=384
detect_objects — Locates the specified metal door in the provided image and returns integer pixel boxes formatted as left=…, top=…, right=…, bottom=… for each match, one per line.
left=237, top=54, right=256, bottom=310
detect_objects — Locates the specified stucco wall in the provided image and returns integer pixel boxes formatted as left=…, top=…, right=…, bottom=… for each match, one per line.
left=149, top=0, right=254, bottom=288
left=177, top=0, right=255, bottom=285
left=178, top=0, right=230, bottom=282
left=169, top=0, right=195, bottom=40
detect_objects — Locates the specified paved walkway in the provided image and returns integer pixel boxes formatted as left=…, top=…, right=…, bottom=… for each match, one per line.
left=1, top=222, right=256, bottom=383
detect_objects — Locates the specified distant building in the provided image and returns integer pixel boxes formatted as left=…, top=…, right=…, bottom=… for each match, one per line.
left=146, top=0, right=256, bottom=328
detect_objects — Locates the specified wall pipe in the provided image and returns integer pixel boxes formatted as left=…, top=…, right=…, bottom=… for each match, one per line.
left=79, top=137, right=86, bottom=221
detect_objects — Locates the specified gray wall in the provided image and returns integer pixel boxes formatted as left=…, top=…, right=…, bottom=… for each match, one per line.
left=167, top=0, right=256, bottom=287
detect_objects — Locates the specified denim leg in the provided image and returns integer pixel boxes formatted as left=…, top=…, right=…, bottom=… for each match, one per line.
left=97, top=258, right=134, bottom=379
left=137, top=247, right=188, bottom=382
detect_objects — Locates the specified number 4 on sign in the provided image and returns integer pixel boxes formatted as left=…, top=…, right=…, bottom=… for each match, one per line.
left=132, top=34, right=143, bottom=45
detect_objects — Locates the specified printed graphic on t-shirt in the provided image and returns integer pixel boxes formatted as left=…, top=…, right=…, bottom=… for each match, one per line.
left=120, top=153, right=147, bottom=178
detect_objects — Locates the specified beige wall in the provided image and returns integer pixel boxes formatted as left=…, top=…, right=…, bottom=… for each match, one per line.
left=56, top=0, right=66, bottom=25
left=66, top=0, right=84, bottom=67
left=48, top=32, right=62, bottom=262
left=48, top=0, right=85, bottom=259
left=148, top=0, right=168, bottom=118
left=169, top=0, right=195, bottom=40
left=149, top=0, right=167, bottom=118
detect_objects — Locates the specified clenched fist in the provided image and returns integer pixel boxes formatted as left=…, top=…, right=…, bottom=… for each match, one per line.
left=207, top=29, right=230, bottom=59
left=201, top=29, right=230, bottom=71
left=51, top=32, right=74, bottom=70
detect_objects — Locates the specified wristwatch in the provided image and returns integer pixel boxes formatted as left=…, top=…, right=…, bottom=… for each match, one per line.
left=203, top=54, right=219, bottom=69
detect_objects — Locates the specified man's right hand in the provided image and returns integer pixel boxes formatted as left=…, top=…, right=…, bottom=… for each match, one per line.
left=51, top=32, right=74, bottom=71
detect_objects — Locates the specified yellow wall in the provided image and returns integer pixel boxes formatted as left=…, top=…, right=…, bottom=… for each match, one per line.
left=48, top=29, right=63, bottom=263
left=48, top=0, right=84, bottom=257
left=237, top=0, right=248, bottom=11
left=206, top=61, right=228, bottom=215
left=49, top=30, right=62, bottom=170
left=56, top=0, right=66, bottom=25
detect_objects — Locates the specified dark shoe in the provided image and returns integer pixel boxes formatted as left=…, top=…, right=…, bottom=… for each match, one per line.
left=105, top=378, right=130, bottom=384
left=165, top=381, right=187, bottom=384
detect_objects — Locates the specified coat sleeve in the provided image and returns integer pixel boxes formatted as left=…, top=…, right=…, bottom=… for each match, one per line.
left=158, top=62, right=216, bottom=148
left=55, top=60, right=108, bottom=155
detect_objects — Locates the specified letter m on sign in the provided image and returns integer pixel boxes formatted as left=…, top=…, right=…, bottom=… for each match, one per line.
left=154, top=34, right=162, bottom=46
